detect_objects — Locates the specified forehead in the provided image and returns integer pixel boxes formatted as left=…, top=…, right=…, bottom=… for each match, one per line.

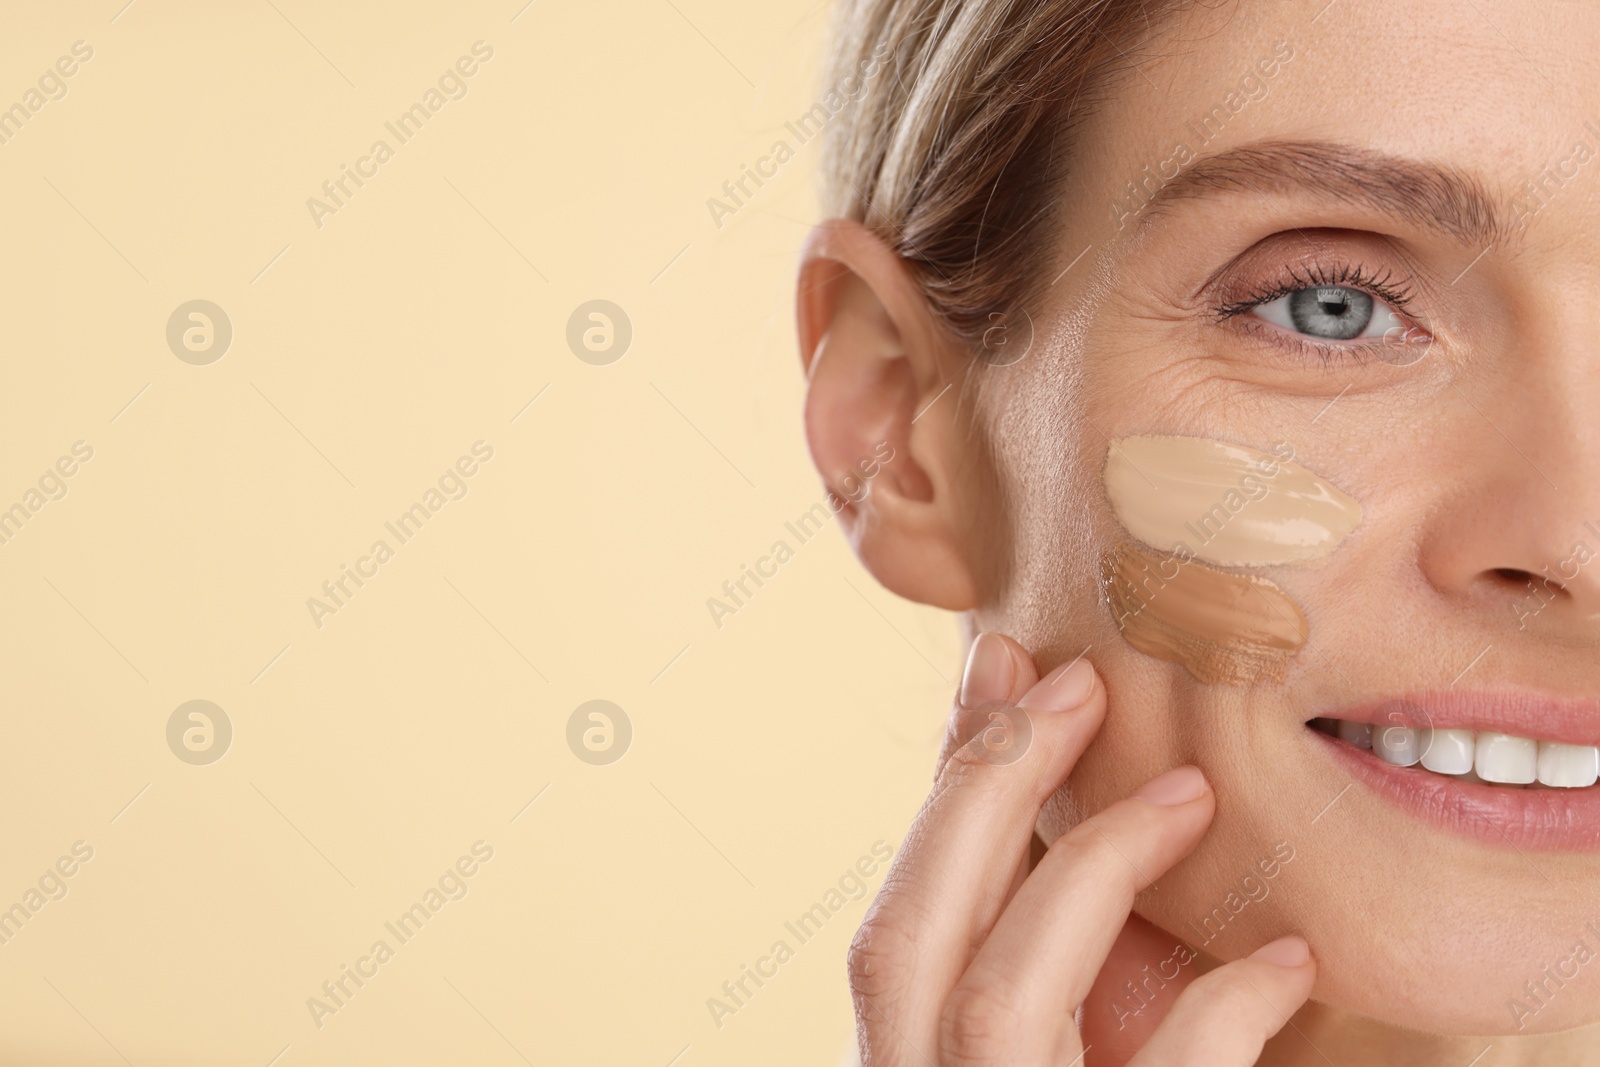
left=1073, top=0, right=1600, bottom=230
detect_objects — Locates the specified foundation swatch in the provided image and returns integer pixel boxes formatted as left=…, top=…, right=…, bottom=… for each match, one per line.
left=1102, top=541, right=1307, bottom=685
left=1104, top=436, right=1361, bottom=566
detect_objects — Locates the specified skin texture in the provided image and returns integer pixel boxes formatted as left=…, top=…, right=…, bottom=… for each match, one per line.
left=799, top=0, right=1600, bottom=1061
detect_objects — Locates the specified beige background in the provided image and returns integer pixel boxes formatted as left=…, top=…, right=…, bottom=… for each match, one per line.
left=0, top=2, right=957, bottom=1064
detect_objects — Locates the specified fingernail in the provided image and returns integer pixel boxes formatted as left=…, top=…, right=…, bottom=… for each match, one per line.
left=1019, top=658, right=1096, bottom=713
left=959, top=633, right=1012, bottom=709
left=1248, top=935, right=1310, bottom=968
left=1132, top=765, right=1208, bottom=806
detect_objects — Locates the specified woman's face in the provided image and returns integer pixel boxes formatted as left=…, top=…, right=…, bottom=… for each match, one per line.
left=974, top=0, right=1600, bottom=1037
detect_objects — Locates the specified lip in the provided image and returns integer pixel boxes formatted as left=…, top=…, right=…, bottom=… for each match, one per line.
left=1309, top=727, right=1600, bottom=852
left=1316, top=691, right=1600, bottom=748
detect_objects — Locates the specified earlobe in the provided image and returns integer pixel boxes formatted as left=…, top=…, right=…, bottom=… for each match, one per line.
left=795, top=219, right=980, bottom=611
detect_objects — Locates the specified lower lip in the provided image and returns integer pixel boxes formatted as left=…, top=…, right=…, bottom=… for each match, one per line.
left=1309, top=728, right=1600, bottom=851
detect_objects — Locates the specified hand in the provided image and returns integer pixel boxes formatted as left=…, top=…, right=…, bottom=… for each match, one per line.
left=847, top=632, right=1316, bottom=1065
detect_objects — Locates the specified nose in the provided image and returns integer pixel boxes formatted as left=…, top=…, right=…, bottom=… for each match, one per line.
left=1420, top=489, right=1600, bottom=628
left=1416, top=380, right=1600, bottom=631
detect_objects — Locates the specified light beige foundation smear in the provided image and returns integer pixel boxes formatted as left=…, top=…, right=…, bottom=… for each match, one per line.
left=1104, top=435, right=1361, bottom=566
left=1102, top=542, right=1308, bottom=685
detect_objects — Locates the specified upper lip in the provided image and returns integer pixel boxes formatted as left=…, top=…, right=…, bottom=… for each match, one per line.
left=1315, top=690, right=1600, bottom=748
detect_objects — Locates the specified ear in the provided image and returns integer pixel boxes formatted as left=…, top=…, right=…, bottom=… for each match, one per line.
left=796, top=218, right=978, bottom=611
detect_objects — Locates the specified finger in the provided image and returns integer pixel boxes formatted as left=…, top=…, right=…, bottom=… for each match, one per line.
left=939, top=767, right=1214, bottom=1065
left=936, top=633, right=1048, bottom=932
left=850, top=644, right=1102, bottom=1065
left=934, top=632, right=1040, bottom=775
left=853, top=631, right=1037, bottom=1065
left=1128, top=936, right=1316, bottom=1067
left=948, top=633, right=1045, bottom=916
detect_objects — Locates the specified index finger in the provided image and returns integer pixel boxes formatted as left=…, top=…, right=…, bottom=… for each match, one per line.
left=934, top=632, right=1041, bottom=775
left=850, top=647, right=1105, bottom=1062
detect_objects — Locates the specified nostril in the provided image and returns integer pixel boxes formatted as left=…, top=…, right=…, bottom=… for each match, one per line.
left=1491, top=567, right=1535, bottom=585
left=1491, top=567, right=1566, bottom=595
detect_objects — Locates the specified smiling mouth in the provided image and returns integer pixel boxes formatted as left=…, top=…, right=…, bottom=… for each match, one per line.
left=1309, top=717, right=1600, bottom=788
left=1305, top=694, right=1600, bottom=850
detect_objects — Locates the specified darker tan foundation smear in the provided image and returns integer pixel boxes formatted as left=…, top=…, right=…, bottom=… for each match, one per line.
left=1102, top=542, right=1308, bottom=685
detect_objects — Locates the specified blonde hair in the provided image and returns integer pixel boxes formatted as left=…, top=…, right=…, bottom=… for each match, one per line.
left=819, top=0, right=1176, bottom=344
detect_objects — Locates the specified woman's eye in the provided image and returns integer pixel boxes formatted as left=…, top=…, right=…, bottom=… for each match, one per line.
left=1251, top=285, right=1403, bottom=341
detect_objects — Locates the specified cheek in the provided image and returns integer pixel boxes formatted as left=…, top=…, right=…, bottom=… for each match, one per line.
left=975, top=328, right=1196, bottom=841
left=1099, top=435, right=1360, bottom=684
left=971, top=326, right=1104, bottom=653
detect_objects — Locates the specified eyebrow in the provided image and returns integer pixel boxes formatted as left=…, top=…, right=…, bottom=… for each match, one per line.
left=1134, top=139, right=1511, bottom=249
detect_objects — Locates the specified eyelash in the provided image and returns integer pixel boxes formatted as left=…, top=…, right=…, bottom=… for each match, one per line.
left=1212, top=261, right=1425, bottom=365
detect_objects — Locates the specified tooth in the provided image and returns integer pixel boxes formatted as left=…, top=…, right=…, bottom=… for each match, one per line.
left=1536, top=742, right=1600, bottom=788
left=1374, top=726, right=1420, bottom=766
left=1337, top=720, right=1373, bottom=750
left=1420, top=728, right=1475, bottom=774
left=1476, top=733, right=1538, bottom=784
